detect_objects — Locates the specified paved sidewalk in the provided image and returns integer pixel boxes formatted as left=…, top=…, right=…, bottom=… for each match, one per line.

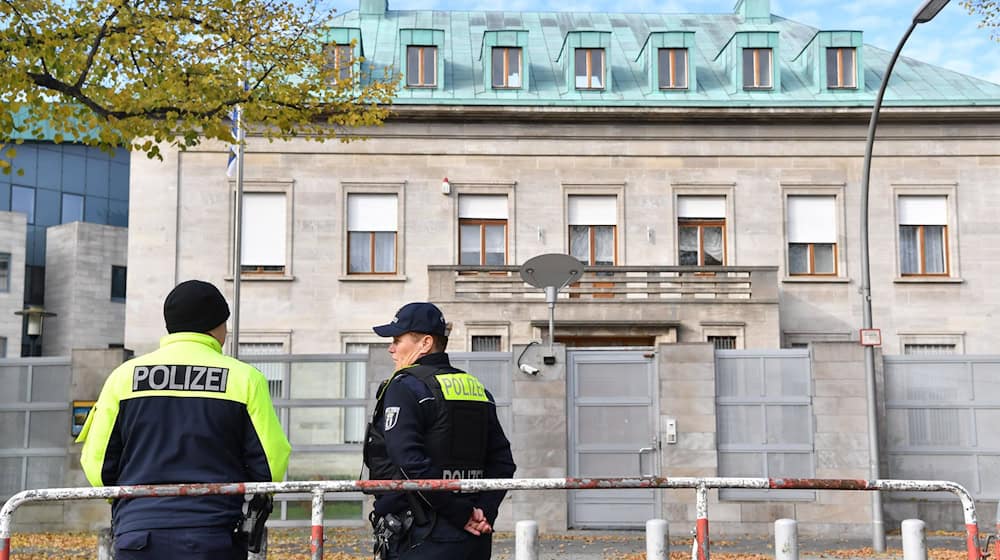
left=4, top=527, right=975, bottom=559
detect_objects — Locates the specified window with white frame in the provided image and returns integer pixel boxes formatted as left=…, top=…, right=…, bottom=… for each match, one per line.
left=787, top=195, right=837, bottom=276
left=459, top=195, right=508, bottom=266
left=568, top=195, right=616, bottom=265
left=406, top=45, right=437, bottom=87
left=0, top=253, right=9, bottom=292
left=574, top=48, right=605, bottom=89
left=677, top=196, right=726, bottom=266
left=898, top=195, right=948, bottom=276
left=240, top=342, right=287, bottom=399
left=241, top=192, right=287, bottom=274
left=347, top=194, right=397, bottom=274
left=658, top=48, right=688, bottom=89
left=826, top=47, right=857, bottom=89
left=344, top=342, right=370, bottom=444
left=742, top=48, right=772, bottom=89
left=492, top=47, right=523, bottom=88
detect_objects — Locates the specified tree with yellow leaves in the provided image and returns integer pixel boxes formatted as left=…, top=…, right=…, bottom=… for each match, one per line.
left=963, top=1, right=999, bottom=40
left=1, top=0, right=397, bottom=174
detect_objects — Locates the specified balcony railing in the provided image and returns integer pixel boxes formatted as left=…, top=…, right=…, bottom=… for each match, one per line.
left=428, top=265, right=778, bottom=303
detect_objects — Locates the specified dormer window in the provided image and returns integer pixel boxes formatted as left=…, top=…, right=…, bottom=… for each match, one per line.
left=327, top=44, right=353, bottom=81
left=492, top=47, right=523, bottom=89
left=658, top=48, right=688, bottom=89
left=826, top=47, right=857, bottom=89
left=406, top=45, right=437, bottom=87
left=742, top=48, right=772, bottom=89
left=575, top=48, right=605, bottom=90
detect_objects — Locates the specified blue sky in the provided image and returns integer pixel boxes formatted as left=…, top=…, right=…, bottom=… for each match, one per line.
left=328, top=0, right=1000, bottom=85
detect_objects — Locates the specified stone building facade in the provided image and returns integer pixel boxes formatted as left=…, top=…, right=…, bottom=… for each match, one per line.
left=121, top=0, right=1000, bottom=534
left=0, top=212, right=28, bottom=357
left=43, top=222, right=128, bottom=356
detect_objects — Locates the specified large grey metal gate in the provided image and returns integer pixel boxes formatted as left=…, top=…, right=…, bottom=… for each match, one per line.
left=884, top=354, right=1000, bottom=501
left=567, top=349, right=659, bottom=528
left=714, top=349, right=815, bottom=500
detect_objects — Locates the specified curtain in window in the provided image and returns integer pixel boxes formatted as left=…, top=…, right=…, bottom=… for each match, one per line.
left=703, top=226, right=723, bottom=265
left=460, top=224, right=480, bottom=265
left=485, top=225, right=505, bottom=265
left=813, top=244, right=835, bottom=274
left=374, top=232, right=395, bottom=273
left=349, top=233, right=370, bottom=273
left=570, top=225, right=590, bottom=262
left=788, top=244, right=809, bottom=274
left=678, top=226, right=699, bottom=265
left=594, top=226, right=614, bottom=265
left=924, top=226, right=945, bottom=273
left=344, top=343, right=369, bottom=444
left=899, top=226, right=919, bottom=274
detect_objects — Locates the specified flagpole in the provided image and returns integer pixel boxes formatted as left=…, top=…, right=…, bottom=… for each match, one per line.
left=232, top=105, right=245, bottom=359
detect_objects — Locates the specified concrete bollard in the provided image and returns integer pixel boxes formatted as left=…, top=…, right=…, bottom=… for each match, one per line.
left=774, top=518, right=798, bottom=560
left=902, top=519, right=927, bottom=560
left=516, top=520, right=539, bottom=560
left=97, top=527, right=113, bottom=560
left=646, top=519, right=669, bottom=560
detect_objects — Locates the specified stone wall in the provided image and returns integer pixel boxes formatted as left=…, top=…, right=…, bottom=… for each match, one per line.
left=0, top=212, right=27, bottom=357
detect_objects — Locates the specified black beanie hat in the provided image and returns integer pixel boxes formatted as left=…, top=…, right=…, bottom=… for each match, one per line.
left=163, top=280, right=231, bottom=334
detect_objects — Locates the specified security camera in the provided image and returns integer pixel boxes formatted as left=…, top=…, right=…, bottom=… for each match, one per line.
left=519, top=363, right=540, bottom=375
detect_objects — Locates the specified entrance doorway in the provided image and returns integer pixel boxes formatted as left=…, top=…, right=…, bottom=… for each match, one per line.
left=567, top=349, right=659, bottom=528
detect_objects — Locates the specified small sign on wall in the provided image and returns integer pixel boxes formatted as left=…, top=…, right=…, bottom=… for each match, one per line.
left=860, top=328, right=882, bottom=347
left=71, top=400, right=96, bottom=437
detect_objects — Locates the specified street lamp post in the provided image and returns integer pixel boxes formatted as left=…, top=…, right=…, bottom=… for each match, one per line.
left=858, top=0, right=950, bottom=552
left=14, top=305, right=57, bottom=357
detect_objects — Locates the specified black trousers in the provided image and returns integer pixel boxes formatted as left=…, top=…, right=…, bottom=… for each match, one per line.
left=388, top=517, right=493, bottom=560
left=114, top=527, right=248, bottom=560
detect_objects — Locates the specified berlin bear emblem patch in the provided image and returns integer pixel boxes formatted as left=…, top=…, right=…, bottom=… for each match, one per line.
left=384, top=406, right=400, bottom=431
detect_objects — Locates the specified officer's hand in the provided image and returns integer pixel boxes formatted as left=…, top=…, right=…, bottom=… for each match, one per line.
left=393, top=345, right=425, bottom=371
left=463, top=507, right=492, bottom=536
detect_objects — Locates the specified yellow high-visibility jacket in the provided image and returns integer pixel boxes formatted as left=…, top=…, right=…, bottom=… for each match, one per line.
left=77, top=332, right=291, bottom=534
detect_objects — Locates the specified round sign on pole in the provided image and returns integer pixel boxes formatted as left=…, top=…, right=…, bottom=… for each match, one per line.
left=520, top=253, right=583, bottom=290
left=519, top=253, right=584, bottom=365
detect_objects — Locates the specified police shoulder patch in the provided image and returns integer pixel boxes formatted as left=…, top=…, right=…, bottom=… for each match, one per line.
left=384, top=406, right=400, bottom=431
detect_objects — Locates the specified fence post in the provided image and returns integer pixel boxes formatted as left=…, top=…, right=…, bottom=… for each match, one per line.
left=695, top=483, right=710, bottom=560
left=903, top=519, right=927, bottom=560
left=310, top=489, right=324, bottom=560
left=774, top=519, right=798, bottom=560
left=646, top=519, right=668, bottom=560
left=515, top=520, right=538, bottom=560
left=97, top=527, right=114, bottom=560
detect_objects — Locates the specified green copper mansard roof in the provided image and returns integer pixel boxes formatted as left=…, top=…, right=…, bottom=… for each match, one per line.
left=327, top=0, right=1000, bottom=108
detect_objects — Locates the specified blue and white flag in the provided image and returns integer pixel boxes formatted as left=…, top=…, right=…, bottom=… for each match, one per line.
left=226, top=105, right=241, bottom=178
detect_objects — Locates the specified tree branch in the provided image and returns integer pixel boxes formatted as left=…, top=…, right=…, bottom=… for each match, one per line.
left=75, top=6, right=121, bottom=89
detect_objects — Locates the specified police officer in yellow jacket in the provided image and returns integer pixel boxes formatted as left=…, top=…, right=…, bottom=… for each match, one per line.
left=77, top=280, right=291, bottom=560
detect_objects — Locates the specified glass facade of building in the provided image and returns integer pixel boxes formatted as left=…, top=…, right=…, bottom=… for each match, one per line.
left=0, top=142, right=130, bottom=355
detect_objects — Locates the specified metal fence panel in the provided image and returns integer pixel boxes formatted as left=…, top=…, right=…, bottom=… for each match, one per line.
left=714, top=349, right=814, bottom=500
left=884, top=354, right=1000, bottom=500
left=0, top=358, right=71, bottom=502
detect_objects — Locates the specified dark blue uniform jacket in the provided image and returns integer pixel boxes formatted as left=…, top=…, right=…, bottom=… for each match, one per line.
left=373, top=353, right=516, bottom=530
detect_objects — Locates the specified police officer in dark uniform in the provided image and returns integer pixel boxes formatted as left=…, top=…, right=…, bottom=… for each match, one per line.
left=77, top=280, right=291, bottom=560
left=364, top=302, right=516, bottom=560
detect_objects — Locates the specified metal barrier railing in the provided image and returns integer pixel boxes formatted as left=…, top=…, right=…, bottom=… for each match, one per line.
left=0, top=477, right=988, bottom=560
